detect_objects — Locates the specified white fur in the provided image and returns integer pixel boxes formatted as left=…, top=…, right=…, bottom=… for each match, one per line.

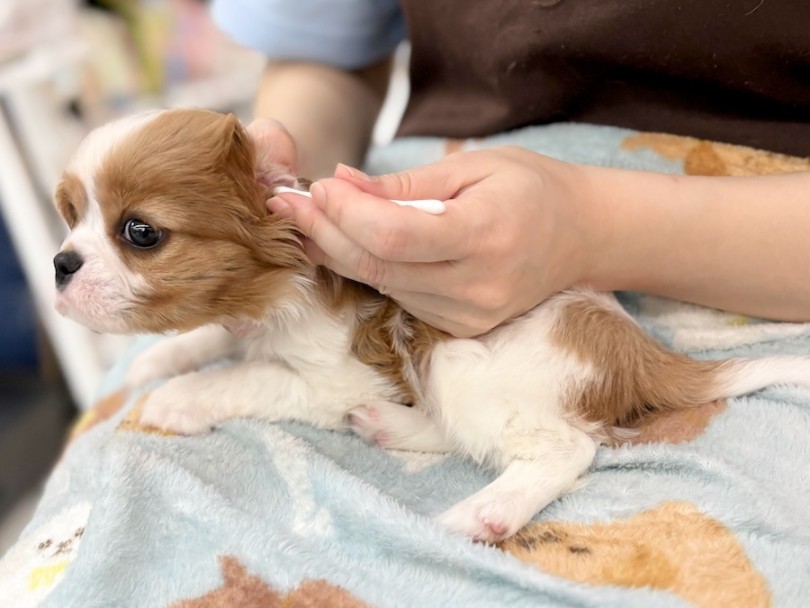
left=66, top=111, right=161, bottom=183
left=124, top=325, right=241, bottom=389
left=137, top=296, right=403, bottom=435
left=349, top=401, right=451, bottom=452
left=128, top=292, right=601, bottom=542
left=56, top=197, right=153, bottom=333
left=717, top=357, right=810, bottom=396
left=427, top=301, right=599, bottom=467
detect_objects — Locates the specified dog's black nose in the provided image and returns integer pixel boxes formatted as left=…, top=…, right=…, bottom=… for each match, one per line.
left=54, top=251, right=83, bottom=288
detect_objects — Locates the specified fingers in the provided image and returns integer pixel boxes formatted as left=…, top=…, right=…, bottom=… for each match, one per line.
left=334, top=157, right=483, bottom=202
left=264, top=153, right=520, bottom=339
left=305, top=178, right=470, bottom=263
left=271, top=191, right=473, bottom=293
left=400, top=307, right=477, bottom=338
left=276, top=192, right=370, bottom=279
left=394, top=292, right=501, bottom=338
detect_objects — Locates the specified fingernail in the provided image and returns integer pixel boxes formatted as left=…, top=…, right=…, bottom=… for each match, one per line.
left=310, top=182, right=326, bottom=209
left=267, top=196, right=291, bottom=217
left=337, top=163, right=372, bottom=182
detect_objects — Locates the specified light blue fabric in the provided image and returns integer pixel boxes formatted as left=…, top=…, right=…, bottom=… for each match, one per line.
left=1, top=123, right=808, bottom=607
left=211, top=0, right=406, bottom=69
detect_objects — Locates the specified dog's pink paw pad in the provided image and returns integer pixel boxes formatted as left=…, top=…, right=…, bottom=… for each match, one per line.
left=481, top=519, right=509, bottom=539
left=347, top=406, right=385, bottom=444
left=374, top=431, right=392, bottom=447
left=362, top=405, right=381, bottom=421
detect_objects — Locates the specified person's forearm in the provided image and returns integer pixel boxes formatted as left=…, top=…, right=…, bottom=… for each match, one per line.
left=584, top=167, right=810, bottom=321
left=254, top=59, right=390, bottom=179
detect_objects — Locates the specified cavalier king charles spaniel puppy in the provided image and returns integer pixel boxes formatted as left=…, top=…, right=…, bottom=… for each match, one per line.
left=53, top=108, right=810, bottom=542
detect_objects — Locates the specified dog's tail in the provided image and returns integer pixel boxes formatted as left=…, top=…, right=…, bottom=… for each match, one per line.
left=555, top=289, right=810, bottom=430
left=612, top=353, right=810, bottom=432
left=708, top=356, right=810, bottom=399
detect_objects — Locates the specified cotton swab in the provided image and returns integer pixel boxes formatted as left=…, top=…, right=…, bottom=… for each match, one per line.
left=274, top=186, right=446, bottom=215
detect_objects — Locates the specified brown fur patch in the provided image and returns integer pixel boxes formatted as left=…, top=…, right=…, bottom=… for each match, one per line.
left=630, top=399, right=728, bottom=445
left=552, top=292, right=730, bottom=430
left=92, top=109, right=308, bottom=332
left=54, top=171, right=87, bottom=229
left=170, top=555, right=368, bottom=608
left=622, top=132, right=810, bottom=176
left=352, top=298, right=420, bottom=404
left=499, top=501, right=771, bottom=608
left=315, top=268, right=449, bottom=406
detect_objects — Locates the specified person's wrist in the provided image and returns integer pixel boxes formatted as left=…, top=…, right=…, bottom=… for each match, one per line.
left=574, top=165, right=660, bottom=293
left=566, top=162, right=616, bottom=290
left=583, top=166, right=692, bottom=295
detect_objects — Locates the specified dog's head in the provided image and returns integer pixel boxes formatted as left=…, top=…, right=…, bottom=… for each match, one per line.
left=53, top=108, right=308, bottom=334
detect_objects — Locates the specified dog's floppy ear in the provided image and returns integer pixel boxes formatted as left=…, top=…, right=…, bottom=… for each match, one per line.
left=245, top=118, right=300, bottom=191
left=217, top=115, right=307, bottom=269
left=54, top=172, right=86, bottom=228
left=214, top=114, right=299, bottom=218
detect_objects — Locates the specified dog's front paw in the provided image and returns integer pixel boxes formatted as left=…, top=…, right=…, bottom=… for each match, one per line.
left=138, top=376, right=215, bottom=435
left=437, top=493, right=528, bottom=544
left=125, top=348, right=182, bottom=390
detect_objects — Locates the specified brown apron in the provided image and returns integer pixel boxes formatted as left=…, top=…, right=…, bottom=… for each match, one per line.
left=397, top=0, right=810, bottom=156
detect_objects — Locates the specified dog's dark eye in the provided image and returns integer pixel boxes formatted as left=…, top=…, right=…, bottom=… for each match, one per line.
left=123, top=219, right=163, bottom=249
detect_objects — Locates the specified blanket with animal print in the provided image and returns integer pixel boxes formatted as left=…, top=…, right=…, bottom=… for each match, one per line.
left=1, top=123, right=809, bottom=608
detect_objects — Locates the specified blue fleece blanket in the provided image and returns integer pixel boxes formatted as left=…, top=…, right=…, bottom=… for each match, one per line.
left=1, top=124, right=809, bottom=608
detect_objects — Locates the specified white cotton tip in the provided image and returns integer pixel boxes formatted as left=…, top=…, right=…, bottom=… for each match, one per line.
left=273, top=186, right=313, bottom=198
left=390, top=198, right=447, bottom=214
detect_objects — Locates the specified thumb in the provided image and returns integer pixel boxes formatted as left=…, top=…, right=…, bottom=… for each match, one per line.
left=334, top=159, right=472, bottom=201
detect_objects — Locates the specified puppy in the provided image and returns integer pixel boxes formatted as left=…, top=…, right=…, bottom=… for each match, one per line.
left=53, top=108, right=810, bottom=543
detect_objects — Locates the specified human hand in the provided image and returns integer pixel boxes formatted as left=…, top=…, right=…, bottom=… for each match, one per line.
left=268, top=147, right=605, bottom=337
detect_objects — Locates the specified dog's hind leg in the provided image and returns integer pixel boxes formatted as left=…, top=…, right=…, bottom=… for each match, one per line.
left=348, top=401, right=452, bottom=453
left=436, top=423, right=596, bottom=544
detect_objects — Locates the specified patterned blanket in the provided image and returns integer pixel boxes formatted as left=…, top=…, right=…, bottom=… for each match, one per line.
left=1, top=123, right=809, bottom=607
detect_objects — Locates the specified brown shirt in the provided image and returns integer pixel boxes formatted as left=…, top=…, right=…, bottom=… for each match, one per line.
left=397, top=0, right=810, bottom=156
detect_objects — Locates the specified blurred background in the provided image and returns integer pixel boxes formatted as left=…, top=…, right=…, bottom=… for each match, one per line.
left=0, top=0, right=268, bottom=553
left=0, top=0, right=409, bottom=555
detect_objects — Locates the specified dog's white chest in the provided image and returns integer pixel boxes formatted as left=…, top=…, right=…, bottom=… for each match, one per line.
left=243, top=309, right=400, bottom=406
